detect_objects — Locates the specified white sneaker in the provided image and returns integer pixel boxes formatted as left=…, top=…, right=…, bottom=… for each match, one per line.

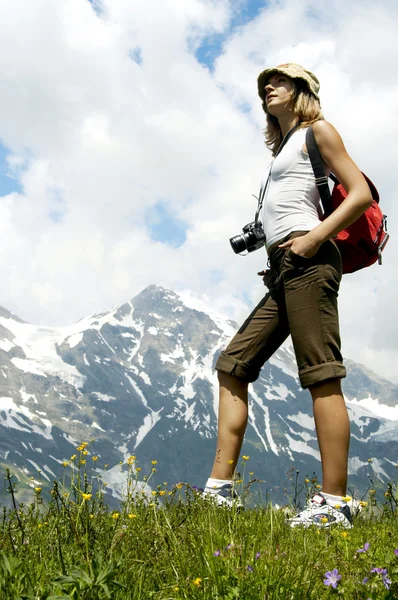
left=288, top=493, right=352, bottom=528
left=202, top=484, right=243, bottom=509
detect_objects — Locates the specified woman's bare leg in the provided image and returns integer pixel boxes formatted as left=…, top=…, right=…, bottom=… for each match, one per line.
left=210, top=372, right=249, bottom=480
left=310, top=379, right=350, bottom=496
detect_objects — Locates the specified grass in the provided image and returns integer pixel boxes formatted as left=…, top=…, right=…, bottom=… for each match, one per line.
left=0, top=443, right=397, bottom=599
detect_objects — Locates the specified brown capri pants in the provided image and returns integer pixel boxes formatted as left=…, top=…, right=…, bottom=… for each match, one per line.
left=215, top=231, right=346, bottom=389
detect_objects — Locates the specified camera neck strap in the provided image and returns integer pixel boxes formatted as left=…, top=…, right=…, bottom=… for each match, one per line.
left=255, top=121, right=301, bottom=222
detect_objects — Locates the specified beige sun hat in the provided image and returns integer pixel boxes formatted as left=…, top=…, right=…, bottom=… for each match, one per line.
left=257, top=63, right=320, bottom=101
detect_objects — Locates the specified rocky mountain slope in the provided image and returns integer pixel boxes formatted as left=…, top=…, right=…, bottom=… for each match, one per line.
left=0, top=285, right=397, bottom=506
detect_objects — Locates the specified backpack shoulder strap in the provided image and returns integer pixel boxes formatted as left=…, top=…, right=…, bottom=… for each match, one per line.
left=305, top=125, right=333, bottom=217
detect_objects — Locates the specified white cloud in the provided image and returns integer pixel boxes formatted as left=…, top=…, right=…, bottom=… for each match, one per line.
left=0, top=0, right=397, bottom=381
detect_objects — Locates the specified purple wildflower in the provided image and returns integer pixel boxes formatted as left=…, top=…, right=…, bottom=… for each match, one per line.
left=324, top=569, right=341, bottom=589
left=213, top=550, right=221, bottom=557
left=371, top=568, right=387, bottom=575
left=383, top=576, right=392, bottom=590
left=362, top=577, right=369, bottom=584
left=370, top=568, right=391, bottom=590
left=247, top=565, right=253, bottom=572
left=357, top=542, right=370, bottom=553
left=225, top=544, right=233, bottom=550
left=192, top=486, right=203, bottom=492
left=394, top=549, right=398, bottom=557
left=255, top=552, right=261, bottom=560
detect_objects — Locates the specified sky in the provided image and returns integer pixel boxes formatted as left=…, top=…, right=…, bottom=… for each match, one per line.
left=0, top=0, right=398, bottom=382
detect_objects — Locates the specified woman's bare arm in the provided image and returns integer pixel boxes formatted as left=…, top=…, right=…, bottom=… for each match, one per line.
left=279, top=120, right=373, bottom=257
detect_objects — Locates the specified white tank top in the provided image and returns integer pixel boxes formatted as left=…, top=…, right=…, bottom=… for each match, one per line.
left=261, top=127, right=329, bottom=250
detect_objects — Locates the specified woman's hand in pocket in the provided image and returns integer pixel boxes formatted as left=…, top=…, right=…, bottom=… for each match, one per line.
left=278, top=232, right=321, bottom=259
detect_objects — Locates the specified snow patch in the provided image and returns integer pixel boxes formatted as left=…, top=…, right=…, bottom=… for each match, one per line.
left=66, top=333, right=83, bottom=348
left=348, top=396, right=398, bottom=421
left=0, top=339, right=14, bottom=352
left=0, top=317, right=86, bottom=388
left=284, top=433, right=320, bottom=461
left=134, top=410, right=163, bottom=449
left=139, top=371, right=151, bottom=385
left=92, top=392, right=116, bottom=402
left=286, top=412, right=314, bottom=431
left=92, top=421, right=105, bottom=431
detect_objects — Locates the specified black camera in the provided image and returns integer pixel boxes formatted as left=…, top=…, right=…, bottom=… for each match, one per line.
left=230, top=220, right=266, bottom=254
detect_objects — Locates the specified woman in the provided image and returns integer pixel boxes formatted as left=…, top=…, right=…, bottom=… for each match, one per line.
left=203, top=63, right=372, bottom=527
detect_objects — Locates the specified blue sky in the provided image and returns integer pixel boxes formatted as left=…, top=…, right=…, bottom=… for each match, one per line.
left=0, top=142, right=20, bottom=196
left=0, top=1, right=267, bottom=245
left=195, top=0, right=266, bottom=70
left=147, top=201, right=188, bottom=248
left=147, top=0, right=267, bottom=247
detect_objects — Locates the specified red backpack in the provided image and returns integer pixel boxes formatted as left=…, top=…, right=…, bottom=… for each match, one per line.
left=306, top=126, right=389, bottom=274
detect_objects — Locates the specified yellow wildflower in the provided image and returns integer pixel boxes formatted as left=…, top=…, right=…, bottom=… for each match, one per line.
left=369, top=489, right=376, bottom=495
left=80, top=460, right=86, bottom=465
left=152, top=468, right=157, bottom=472
left=305, top=478, right=310, bottom=483
left=159, top=491, right=166, bottom=496
left=334, top=504, right=341, bottom=510
left=104, top=464, right=108, bottom=468
left=92, top=456, right=98, bottom=462
left=174, top=587, right=179, bottom=592
left=35, top=487, right=42, bottom=493
left=151, top=491, right=157, bottom=496
left=62, top=461, right=69, bottom=467
left=249, top=472, right=254, bottom=476
left=151, top=460, right=157, bottom=465
left=242, top=455, right=250, bottom=460
left=136, top=467, right=142, bottom=472
left=193, top=578, right=202, bottom=587
left=341, top=532, right=349, bottom=539
left=176, top=483, right=183, bottom=489
left=128, top=514, right=137, bottom=519
left=148, top=503, right=155, bottom=507
left=342, top=496, right=352, bottom=502
left=112, top=513, right=120, bottom=519
left=228, top=460, right=234, bottom=464
left=38, top=523, right=42, bottom=528
left=367, top=458, right=372, bottom=463
left=321, top=517, right=328, bottom=523
left=359, top=501, right=368, bottom=507
left=315, top=484, right=321, bottom=489
left=103, top=482, right=108, bottom=487
left=70, top=455, right=77, bottom=460
left=82, top=493, right=92, bottom=501
left=82, top=450, right=88, bottom=456
left=89, top=514, right=94, bottom=519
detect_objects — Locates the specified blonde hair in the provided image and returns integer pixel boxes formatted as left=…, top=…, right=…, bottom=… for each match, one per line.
left=262, top=79, right=323, bottom=156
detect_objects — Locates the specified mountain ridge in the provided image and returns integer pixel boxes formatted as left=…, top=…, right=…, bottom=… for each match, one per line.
left=0, top=284, right=397, bottom=505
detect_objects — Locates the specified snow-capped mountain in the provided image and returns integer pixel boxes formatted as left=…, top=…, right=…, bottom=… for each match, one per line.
left=0, top=285, right=397, bottom=505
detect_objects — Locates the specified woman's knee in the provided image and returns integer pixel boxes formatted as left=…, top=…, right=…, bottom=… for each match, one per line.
left=217, top=370, right=249, bottom=392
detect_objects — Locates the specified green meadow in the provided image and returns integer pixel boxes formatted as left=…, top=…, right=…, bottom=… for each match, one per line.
left=1, top=443, right=397, bottom=599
